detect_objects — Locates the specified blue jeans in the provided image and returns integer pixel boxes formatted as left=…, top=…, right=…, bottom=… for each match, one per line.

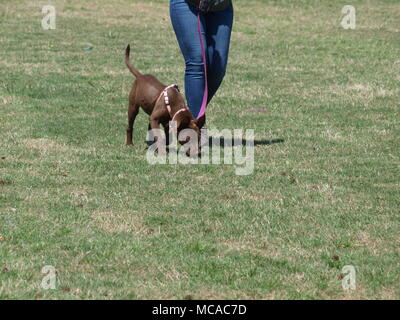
left=170, top=0, right=234, bottom=119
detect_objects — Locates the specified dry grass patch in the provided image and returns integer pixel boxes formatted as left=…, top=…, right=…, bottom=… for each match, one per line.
left=90, top=209, right=144, bottom=234
left=22, top=138, right=72, bottom=154
left=222, top=240, right=287, bottom=260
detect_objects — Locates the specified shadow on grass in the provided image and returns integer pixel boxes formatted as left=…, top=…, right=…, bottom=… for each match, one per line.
left=145, top=137, right=285, bottom=150
left=207, top=137, right=285, bottom=148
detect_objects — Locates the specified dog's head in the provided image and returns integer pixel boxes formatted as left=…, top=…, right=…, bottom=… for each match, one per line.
left=173, top=112, right=200, bottom=156
left=174, top=111, right=200, bottom=137
left=167, top=90, right=200, bottom=148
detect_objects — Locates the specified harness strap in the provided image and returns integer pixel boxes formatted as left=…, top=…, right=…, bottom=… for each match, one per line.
left=156, top=84, right=187, bottom=124
left=171, top=108, right=187, bottom=122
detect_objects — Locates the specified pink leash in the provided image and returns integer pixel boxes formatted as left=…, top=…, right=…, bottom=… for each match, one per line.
left=196, top=12, right=208, bottom=120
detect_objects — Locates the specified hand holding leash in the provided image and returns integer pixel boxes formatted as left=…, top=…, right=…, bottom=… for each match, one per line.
left=198, top=0, right=212, bottom=13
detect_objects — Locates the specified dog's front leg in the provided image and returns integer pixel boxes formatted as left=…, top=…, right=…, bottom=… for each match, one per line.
left=163, top=123, right=170, bottom=146
left=149, top=117, right=167, bottom=156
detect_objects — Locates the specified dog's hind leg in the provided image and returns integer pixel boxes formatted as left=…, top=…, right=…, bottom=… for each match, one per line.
left=126, top=99, right=139, bottom=146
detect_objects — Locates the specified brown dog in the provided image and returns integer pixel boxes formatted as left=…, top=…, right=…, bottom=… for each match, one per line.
left=125, top=44, right=200, bottom=147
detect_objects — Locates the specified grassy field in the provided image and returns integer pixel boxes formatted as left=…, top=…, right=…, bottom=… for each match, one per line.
left=0, top=0, right=399, bottom=299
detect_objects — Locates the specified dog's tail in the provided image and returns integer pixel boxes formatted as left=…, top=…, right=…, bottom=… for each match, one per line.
left=125, top=44, right=142, bottom=78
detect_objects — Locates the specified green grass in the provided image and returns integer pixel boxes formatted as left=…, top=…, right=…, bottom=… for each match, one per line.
left=1, top=0, right=399, bottom=299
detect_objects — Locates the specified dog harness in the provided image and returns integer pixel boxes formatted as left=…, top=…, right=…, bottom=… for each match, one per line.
left=157, top=84, right=188, bottom=123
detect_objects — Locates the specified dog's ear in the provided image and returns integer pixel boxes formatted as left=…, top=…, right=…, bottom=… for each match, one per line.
left=188, top=119, right=200, bottom=136
left=173, top=113, right=184, bottom=131
left=195, top=115, right=206, bottom=129
left=174, top=111, right=190, bottom=130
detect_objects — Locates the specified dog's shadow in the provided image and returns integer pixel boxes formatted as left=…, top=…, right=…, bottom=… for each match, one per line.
left=206, top=137, right=285, bottom=149
left=145, top=137, right=285, bottom=151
